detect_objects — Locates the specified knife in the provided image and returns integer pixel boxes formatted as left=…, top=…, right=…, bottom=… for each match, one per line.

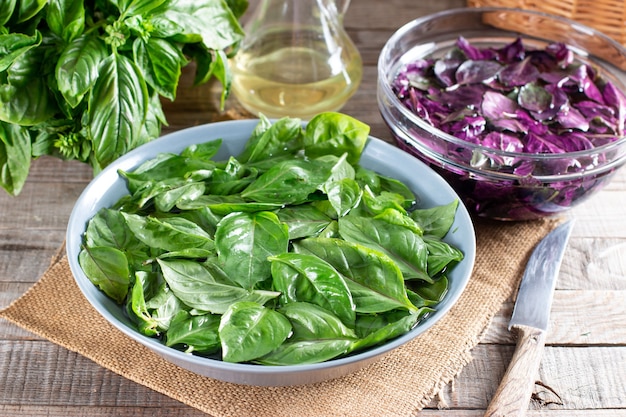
left=484, top=220, right=574, bottom=417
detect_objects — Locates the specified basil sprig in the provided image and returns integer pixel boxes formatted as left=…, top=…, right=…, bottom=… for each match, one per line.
left=0, top=0, right=247, bottom=195
left=79, top=112, right=464, bottom=365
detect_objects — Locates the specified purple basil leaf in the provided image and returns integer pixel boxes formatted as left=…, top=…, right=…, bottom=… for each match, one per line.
left=434, top=58, right=462, bottom=87
left=524, top=132, right=566, bottom=153
left=528, top=50, right=557, bottom=72
left=556, top=103, right=590, bottom=131
left=602, top=81, right=626, bottom=135
left=531, top=83, right=568, bottom=121
left=518, top=82, right=552, bottom=112
left=568, top=64, right=604, bottom=104
left=482, top=131, right=524, bottom=153
left=538, top=69, right=569, bottom=85
left=440, top=107, right=478, bottom=124
left=498, top=57, right=540, bottom=87
left=575, top=100, right=618, bottom=133
left=546, top=42, right=574, bottom=67
left=481, top=90, right=517, bottom=120
left=456, top=36, right=496, bottom=60
left=454, top=60, right=502, bottom=85
left=496, top=37, right=525, bottom=63
left=557, top=131, right=594, bottom=151
left=516, top=109, right=549, bottom=135
left=444, top=115, right=486, bottom=142
left=436, top=84, right=486, bottom=109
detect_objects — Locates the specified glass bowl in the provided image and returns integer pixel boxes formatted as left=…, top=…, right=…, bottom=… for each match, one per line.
left=377, top=7, right=626, bottom=220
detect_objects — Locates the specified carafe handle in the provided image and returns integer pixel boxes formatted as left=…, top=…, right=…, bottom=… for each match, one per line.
left=319, top=0, right=350, bottom=18
left=336, top=0, right=350, bottom=16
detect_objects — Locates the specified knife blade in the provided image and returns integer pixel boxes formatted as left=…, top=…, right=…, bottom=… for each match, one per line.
left=484, top=220, right=574, bottom=417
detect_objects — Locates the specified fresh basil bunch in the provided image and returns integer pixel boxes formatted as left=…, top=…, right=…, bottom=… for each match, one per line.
left=78, top=112, right=465, bottom=365
left=0, top=0, right=248, bottom=196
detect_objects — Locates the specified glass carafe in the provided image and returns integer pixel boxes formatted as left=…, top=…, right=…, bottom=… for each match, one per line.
left=230, top=0, right=362, bottom=119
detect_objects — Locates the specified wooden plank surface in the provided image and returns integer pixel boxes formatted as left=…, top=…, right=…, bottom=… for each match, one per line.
left=1, top=0, right=626, bottom=416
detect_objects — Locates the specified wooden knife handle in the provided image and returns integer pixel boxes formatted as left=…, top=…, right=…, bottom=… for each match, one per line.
left=484, top=325, right=547, bottom=417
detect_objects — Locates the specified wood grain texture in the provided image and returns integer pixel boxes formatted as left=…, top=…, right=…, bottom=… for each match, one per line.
left=484, top=326, right=548, bottom=417
left=1, top=0, right=625, bottom=416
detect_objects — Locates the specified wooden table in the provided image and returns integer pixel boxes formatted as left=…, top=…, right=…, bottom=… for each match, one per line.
left=2, top=1, right=625, bottom=416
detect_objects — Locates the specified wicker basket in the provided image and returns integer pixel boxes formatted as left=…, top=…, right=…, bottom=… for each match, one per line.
left=467, top=0, right=626, bottom=46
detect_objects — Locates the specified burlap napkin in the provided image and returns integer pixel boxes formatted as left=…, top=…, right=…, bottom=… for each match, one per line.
left=0, top=218, right=558, bottom=417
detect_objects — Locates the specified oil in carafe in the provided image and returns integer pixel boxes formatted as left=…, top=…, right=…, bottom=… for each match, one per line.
left=230, top=1, right=362, bottom=119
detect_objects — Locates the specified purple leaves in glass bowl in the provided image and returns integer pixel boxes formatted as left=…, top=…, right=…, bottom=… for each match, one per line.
left=381, top=30, right=626, bottom=220
left=392, top=37, right=625, bottom=156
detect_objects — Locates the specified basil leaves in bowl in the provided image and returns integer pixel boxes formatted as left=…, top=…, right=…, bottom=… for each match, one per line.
left=66, top=113, right=476, bottom=386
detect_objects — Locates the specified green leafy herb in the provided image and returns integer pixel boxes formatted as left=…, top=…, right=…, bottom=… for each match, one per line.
left=78, top=112, right=464, bottom=364
left=0, top=0, right=247, bottom=195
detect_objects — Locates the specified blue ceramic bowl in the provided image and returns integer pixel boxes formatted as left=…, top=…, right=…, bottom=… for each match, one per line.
left=66, top=119, right=476, bottom=386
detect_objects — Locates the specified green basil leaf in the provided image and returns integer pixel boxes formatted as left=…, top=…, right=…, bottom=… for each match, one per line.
left=78, top=245, right=130, bottom=304
left=322, top=178, right=362, bottom=218
left=156, top=248, right=214, bottom=260
left=224, top=0, right=248, bottom=18
left=130, top=271, right=161, bottom=336
left=88, top=53, right=148, bottom=169
left=338, top=214, right=432, bottom=283
left=0, top=122, right=31, bottom=196
left=181, top=138, right=222, bottom=160
left=279, top=302, right=357, bottom=340
left=411, top=275, right=449, bottom=304
left=113, top=0, right=167, bottom=16
left=157, top=259, right=280, bottom=314
left=0, top=0, right=16, bottom=26
left=205, top=156, right=257, bottom=195
left=349, top=312, right=421, bottom=354
left=165, top=310, right=221, bottom=354
left=144, top=282, right=186, bottom=331
left=215, top=211, right=289, bottom=289
left=378, top=174, right=417, bottom=207
left=211, top=49, right=231, bottom=109
left=354, top=165, right=380, bottom=191
left=361, top=186, right=408, bottom=216
left=295, top=238, right=417, bottom=313
left=269, top=253, right=355, bottom=326
left=122, top=212, right=215, bottom=252
left=154, top=181, right=206, bottom=212
left=152, top=0, right=245, bottom=51
left=133, top=37, right=185, bottom=101
left=0, top=78, right=56, bottom=125
left=182, top=42, right=215, bottom=86
left=176, top=195, right=283, bottom=214
left=84, top=208, right=149, bottom=269
left=256, top=339, right=353, bottom=366
left=15, top=0, right=47, bottom=23
left=410, top=200, right=459, bottom=239
left=237, top=115, right=303, bottom=164
left=173, top=206, right=221, bottom=237
left=0, top=31, right=42, bottom=72
left=374, top=208, right=423, bottom=235
left=424, top=236, right=464, bottom=276
left=0, top=46, right=58, bottom=126
left=276, top=205, right=332, bottom=240
left=46, top=0, right=85, bottom=43
left=219, top=301, right=292, bottom=363
left=56, top=34, right=110, bottom=108
left=120, top=152, right=215, bottom=185
left=304, top=112, right=369, bottom=165
left=137, top=91, right=166, bottom=146
left=240, top=158, right=331, bottom=204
